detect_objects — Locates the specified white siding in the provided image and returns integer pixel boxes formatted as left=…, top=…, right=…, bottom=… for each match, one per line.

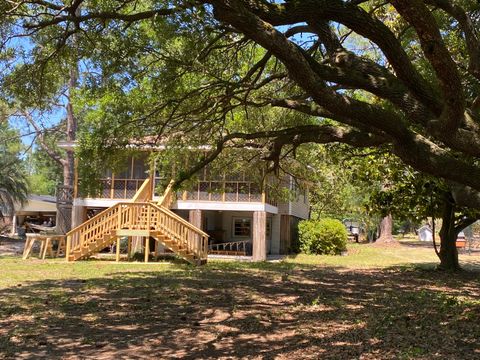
left=275, top=176, right=310, bottom=219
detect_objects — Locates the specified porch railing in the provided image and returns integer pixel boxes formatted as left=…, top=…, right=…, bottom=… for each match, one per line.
left=208, top=240, right=250, bottom=256
left=178, top=180, right=277, bottom=206
left=82, top=178, right=147, bottom=200
left=81, top=178, right=278, bottom=207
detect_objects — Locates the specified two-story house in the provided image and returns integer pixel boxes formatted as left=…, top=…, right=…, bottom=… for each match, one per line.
left=66, top=151, right=309, bottom=264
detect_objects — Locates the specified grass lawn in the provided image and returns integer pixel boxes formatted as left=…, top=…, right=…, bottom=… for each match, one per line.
left=0, top=242, right=479, bottom=359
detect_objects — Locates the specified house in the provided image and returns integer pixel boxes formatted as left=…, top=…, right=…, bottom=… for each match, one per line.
left=10, top=195, right=57, bottom=236
left=67, top=152, right=310, bottom=264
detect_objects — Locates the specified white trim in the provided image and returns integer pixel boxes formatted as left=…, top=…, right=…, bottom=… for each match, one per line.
left=173, top=200, right=278, bottom=214
left=73, top=198, right=125, bottom=207
left=73, top=197, right=279, bottom=214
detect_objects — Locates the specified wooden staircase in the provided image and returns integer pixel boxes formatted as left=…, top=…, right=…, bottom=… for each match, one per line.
left=65, top=178, right=209, bottom=265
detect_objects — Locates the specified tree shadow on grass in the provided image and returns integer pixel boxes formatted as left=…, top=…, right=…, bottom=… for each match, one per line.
left=0, top=262, right=479, bottom=359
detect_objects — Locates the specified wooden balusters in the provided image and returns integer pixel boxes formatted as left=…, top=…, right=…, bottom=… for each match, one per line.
left=66, top=198, right=208, bottom=264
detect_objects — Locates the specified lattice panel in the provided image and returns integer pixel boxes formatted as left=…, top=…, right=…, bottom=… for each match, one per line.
left=198, top=182, right=209, bottom=201
left=56, top=205, right=72, bottom=234
left=113, top=180, right=127, bottom=199
left=125, top=180, right=139, bottom=199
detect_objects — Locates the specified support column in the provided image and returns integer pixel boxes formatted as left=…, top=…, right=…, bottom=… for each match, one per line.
left=71, top=204, right=86, bottom=228
left=116, top=237, right=121, bottom=262
left=189, top=209, right=202, bottom=229
left=131, top=236, right=143, bottom=253
left=270, top=214, right=281, bottom=255
left=253, top=211, right=267, bottom=261
left=10, top=214, right=17, bottom=236
left=189, top=209, right=203, bottom=253
left=144, top=237, right=150, bottom=263
left=127, top=237, right=132, bottom=261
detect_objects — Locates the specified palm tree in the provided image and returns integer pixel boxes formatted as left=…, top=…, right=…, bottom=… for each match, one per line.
left=0, top=155, right=28, bottom=219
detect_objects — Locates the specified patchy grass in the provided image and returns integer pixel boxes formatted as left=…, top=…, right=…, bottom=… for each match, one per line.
left=288, top=242, right=480, bottom=271
left=0, top=244, right=479, bottom=359
left=287, top=243, right=438, bottom=268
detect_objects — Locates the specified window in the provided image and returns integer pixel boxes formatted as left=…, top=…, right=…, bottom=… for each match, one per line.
left=233, top=217, right=252, bottom=237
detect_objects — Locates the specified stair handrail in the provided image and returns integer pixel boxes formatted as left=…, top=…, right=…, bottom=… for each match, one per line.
left=66, top=203, right=120, bottom=237
left=66, top=200, right=208, bottom=262
left=158, top=179, right=175, bottom=208
left=68, top=177, right=152, bottom=238
left=149, top=203, right=210, bottom=238
left=68, top=201, right=208, bottom=239
left=65, top=203, right=121, bottom=259
left=132, top=178, right=152, bottom=202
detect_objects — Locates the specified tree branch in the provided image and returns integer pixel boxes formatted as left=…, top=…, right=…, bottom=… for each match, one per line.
left=21, top=110, right=66, bottom=167
left=391, top=0, right=465, bottom=132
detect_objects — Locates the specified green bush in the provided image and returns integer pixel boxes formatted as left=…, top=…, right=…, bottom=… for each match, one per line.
left=298, top=218, right=348, bottom=255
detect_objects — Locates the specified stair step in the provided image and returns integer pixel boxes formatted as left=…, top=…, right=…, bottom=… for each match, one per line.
left=67, top=199, right=207, bottom=265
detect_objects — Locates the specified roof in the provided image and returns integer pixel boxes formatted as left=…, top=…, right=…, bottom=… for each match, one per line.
left=418, top=225, right=432, bottom=232
left=15, top=195, right=57, bottom=214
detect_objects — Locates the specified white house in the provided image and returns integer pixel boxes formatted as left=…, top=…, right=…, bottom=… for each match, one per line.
left=69, top=153, right=310, bottom=262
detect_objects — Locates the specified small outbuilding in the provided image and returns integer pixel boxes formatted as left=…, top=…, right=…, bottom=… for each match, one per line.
left=11, top=195, right=57, bottom=236
left=418, top=225, right=433, bottom=242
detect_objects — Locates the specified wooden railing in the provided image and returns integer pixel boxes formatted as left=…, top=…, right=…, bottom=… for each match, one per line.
left=81, top=178, right=147, bottom=199
left=82, top=177, right=278, bottom=208
left=179, top=180, right=277, bottom=206
left=65, top=201, right=208, bottom=263
left=158, top=179, right=175, bottom=208
left=66, top=203, right=121, bottom=258
left=209, top=240, right=250, bottom=256
left=132, top=178, right=153, bottom=202
left=150, top=202, right=209, bottom=258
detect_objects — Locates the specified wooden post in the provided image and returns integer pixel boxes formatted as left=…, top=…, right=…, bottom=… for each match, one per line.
left=127, top=236, right=132, bottom=261
left=22, top=236, right=33, bottom=260
left=189, top=209, right=202, bottom=228
left=144, top=237, right=150, bottom=263
left=117, top=204, right=122, bottom=229
left=253, top=211, right=267, bottom=261
left=280, top=215, right=291, bottom=254
left=66, top=235, right=71, bottom=262
left=222, top=180, right=226, bottom=202
left=10, top=214, right=17, bottom=237
left=110, top=173, right=115, bottom=199
left=41, top=238, right=51, bottom=259
left=147, top=204, right=151, bottom=230
left=116, top=237, right=121, bottom=262
left=73, top=157, right=79, bottom=199
left=130, top=156, right=135, bottom=179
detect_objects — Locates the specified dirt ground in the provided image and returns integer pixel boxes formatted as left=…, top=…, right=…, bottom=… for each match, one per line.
left=0, top=237, right=24, bottom=257
left=0, top=241, right=479, bottom=359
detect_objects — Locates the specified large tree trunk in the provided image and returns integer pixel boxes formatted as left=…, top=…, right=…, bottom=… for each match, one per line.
left=56, top=66, right=78, bottom=234
left=438, top=200, right=461, bottom=271
left=64, top=66, right=77, bottom=187
left=376, top=214, right=396, bottom=243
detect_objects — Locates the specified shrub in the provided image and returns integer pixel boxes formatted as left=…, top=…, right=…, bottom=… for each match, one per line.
left=298, top=218, right=348, bottom=255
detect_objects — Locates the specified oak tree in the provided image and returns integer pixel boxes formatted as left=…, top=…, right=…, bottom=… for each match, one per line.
left=2, top=0, right=480, bottom=269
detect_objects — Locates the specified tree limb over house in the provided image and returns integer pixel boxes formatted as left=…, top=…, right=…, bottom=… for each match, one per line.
left=2, top=1, right=480, bottom=203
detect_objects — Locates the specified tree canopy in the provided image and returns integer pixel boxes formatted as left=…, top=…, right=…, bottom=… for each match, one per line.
left=2, top=1, right=480, bottom=206
left=0, top=121, right=28, bottom=219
